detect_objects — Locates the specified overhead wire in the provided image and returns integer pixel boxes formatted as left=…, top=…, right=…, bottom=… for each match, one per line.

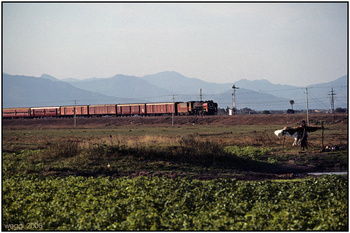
left=307, top=90, right=329, bottom=109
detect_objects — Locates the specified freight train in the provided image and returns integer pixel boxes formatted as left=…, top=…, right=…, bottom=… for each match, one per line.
left=2, top=100, right=218, bottom=119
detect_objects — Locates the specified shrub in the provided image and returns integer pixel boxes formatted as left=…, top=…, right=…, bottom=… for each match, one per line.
left=46, top=141, right=80, bottom=159
left=224, top=146, right=271, bottom=160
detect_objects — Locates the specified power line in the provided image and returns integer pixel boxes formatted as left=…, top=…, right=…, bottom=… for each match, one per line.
left=308, top=91, right=328, bottom=109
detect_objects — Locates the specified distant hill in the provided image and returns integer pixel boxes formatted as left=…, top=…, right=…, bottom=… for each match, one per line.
left=234, top=79, right=298, bottom=99
left=207, top=88, right=301, bottom=111
left=2, top=72, right=347, bottom=111
left=142, top=71, right=232, bottom=95
left=234, top=75, right=348, bottom=110
left=65, top=74, right=171, bottom=101
left=2, top=73, right=143, bottom=108
left=304, top=75, right=348, bottom=110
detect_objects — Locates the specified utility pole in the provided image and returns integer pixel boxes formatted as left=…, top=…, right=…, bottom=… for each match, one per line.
left=200, top=89, right=203, bottom=102
left=305, top=88, right=309, bottom=125
left=232, top=84, right=239, bottom=115
left=74, top=100, right=77, bottom=128
left=321, top=121, right=324, bottom=149
left=172, top=95, right=174, bottom=127
left=328, top=88, right=336, bottom=113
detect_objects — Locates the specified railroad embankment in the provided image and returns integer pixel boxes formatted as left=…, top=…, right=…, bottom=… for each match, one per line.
left=2, top=113, right=347, bottom=129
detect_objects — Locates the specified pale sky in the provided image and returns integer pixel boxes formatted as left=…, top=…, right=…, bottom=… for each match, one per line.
left=2, top=2, right=348, bottom=85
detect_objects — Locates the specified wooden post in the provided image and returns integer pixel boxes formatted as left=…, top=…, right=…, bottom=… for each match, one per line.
left=321, top=121, right=324, bottom=149
left=74, top=100, right=77, bottom=128
left=306, top=88, right=309, bottom=126
left=172, top=95, right=174, bottom=127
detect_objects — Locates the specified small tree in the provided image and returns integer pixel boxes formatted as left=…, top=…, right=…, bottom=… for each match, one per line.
left=335, top=107, right=347, bottom=113
left=290, top=100, right=295, bottom=110
left=240, top=108, right=255, bottom=114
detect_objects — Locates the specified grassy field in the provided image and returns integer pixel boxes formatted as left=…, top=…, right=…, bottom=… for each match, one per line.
left=2, top=114, right=348, bottom=230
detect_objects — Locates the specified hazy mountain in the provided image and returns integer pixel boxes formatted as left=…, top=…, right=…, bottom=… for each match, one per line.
left=2, top=73, right=144, bottom=108
left=142, top=71, right=232, bottom=95
left=204, top=88, right=297, bottom=111
left=64, top=74, right=171, bottom=100
left=300, top=76, right=348, bottom=110
left=40, top=74, right=60, bottom=82
left=3, top=71, right=347, bottom=111
left=235, top=79, right=298, bottom=98
left=234, top=75, right=347, bottom=110
left=61, top=77, right=82, bottom=82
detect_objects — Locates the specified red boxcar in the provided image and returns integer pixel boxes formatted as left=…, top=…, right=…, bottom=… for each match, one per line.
left=61, top=105, right=88, bottom=116
left=2, top=107, right=31, bottom=118
left=31, top=107, right=61, bottom=117
left=146, top=103, right=175, bottom=115
left=117, top=104, right=146, bottom=116
left=89, top=105, right=116, bottom=116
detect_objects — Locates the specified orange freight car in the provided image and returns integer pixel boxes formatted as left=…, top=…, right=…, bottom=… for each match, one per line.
left=117, top=104, right=146, bottom=116
left=146, top=103, right=175, bottom=115
left=61, top=105, right=88, bottom=117
left=176, top=102, right=189, bottom=115
left=89, top=105, right=117, bottom=116
left=2, top=107, right=31, bottom=118
left=31, top=107, right=61, bottom=117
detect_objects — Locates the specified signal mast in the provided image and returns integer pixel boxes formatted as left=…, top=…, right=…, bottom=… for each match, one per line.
left=232, top=84, right=239, bottom=115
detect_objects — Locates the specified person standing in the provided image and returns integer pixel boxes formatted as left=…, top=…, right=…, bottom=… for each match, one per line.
left=298, top=120, right=308, bottom=151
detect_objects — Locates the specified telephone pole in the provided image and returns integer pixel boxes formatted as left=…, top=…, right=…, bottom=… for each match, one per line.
left=200, top=89, right=203, bottom=102
left=328, top=88, right=336, bottom=113
left=232, top=84, right=239, bottom=115
left=74, top=100, right=77, bottom=128
left=305, top=88, right=310, bottom=125
left=172, top=95, right=175, bottom=127
left=305, top=88, right=309, bottom=125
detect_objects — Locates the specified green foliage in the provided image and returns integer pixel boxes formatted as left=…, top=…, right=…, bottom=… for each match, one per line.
left=2, top=150, right=45, bottom=177
left=3, top=175, right=347, bottom=231
left=224, top=145, right=271, bottom=160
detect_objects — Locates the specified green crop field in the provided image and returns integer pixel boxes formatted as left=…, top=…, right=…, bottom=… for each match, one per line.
left=3, top=175, right=347, bottom=231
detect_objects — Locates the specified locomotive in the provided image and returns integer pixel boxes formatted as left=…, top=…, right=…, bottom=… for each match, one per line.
left=2, top=100, right=218, bottom=118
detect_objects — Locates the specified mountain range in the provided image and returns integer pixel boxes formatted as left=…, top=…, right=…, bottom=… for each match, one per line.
left=2, top=71, right=347, bottom=111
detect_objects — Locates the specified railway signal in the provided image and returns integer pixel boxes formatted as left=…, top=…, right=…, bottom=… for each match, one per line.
left=232, top=84, right=239, bottom=115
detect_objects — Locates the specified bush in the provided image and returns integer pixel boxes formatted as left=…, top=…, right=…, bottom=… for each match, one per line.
left=46, top=141, right=80, bottom=159
left=224, top=146, right=271, bottom=160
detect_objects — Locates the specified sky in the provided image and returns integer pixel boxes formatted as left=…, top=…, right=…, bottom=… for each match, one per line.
left=2, top=2, right=348, bottom=86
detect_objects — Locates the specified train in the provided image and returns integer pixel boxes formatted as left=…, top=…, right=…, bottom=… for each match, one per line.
left=2, top=100, right=218, bottom=119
